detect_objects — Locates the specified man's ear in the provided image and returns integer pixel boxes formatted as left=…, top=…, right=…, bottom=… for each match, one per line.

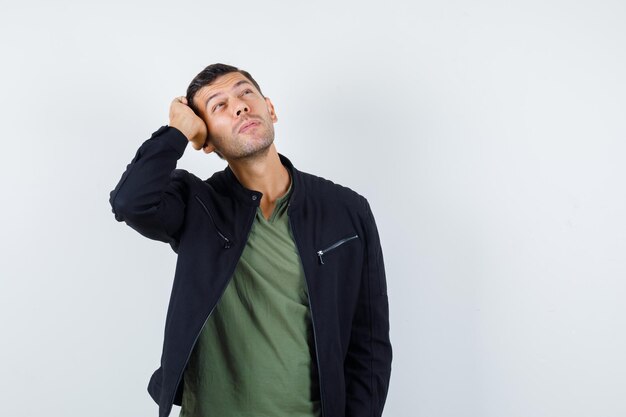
left=264, top=97, right=278, bottom=123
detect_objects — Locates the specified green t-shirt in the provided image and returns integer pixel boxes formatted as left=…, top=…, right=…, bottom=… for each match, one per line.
left=179, top=173, right=321, bottom=417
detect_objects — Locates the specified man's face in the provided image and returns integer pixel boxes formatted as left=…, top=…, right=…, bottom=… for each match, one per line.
left=193, top=72, right=278, bottom=161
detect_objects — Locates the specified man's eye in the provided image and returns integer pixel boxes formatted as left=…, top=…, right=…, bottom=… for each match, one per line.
left=212, top=90, right=251, bottom=112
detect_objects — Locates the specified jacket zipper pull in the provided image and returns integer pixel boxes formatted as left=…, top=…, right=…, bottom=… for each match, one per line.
left=317, top=250, right=325, bottom=265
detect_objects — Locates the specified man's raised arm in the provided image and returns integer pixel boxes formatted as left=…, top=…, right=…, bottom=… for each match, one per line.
left=108, top=97, right=208, bottom=248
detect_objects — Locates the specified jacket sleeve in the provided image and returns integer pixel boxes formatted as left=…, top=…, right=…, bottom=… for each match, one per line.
left=109, top=125, right=189, bottom=251
left=345, top=197, right=393, bottom=417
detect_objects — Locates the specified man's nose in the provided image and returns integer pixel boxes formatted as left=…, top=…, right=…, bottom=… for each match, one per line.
left=235, top=101, right=249, bottom=116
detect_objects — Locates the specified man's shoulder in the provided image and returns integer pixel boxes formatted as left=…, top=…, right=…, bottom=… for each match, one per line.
left=297, top=169, right=367, bottom=209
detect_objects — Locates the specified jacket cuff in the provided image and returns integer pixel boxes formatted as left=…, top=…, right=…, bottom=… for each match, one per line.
left=151, top=125, right=189, bottom=156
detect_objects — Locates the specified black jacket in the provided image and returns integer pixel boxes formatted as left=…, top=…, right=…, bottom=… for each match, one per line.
left=109, top=125, right=392, bottom=417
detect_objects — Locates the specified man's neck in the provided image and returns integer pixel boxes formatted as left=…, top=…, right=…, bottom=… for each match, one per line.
left=227, top=145, right=291, bottom=204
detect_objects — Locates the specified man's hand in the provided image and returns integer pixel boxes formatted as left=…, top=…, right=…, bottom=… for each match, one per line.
left=169, top=96, right=209, bottom=151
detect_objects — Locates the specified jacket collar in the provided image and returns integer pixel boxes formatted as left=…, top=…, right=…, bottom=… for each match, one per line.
left=223, top=152, right=304, bottom=208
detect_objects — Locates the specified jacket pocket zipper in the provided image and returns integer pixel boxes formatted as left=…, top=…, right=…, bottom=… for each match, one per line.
left=317, top=234, right=359, bottom=265
left=194, top=194, right=232, bottom=249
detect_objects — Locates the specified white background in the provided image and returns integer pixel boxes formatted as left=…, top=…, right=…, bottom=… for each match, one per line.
left=1, top=1, right=625, bottom=416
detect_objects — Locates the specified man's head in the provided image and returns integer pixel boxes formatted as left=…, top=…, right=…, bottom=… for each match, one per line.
left=185, top=63, right=277, bottom=161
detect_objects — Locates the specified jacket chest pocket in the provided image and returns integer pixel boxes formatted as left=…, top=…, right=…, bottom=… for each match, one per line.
left=194, top=194, right=232, bottom=249
left=316, top=233, right=359, bottom=265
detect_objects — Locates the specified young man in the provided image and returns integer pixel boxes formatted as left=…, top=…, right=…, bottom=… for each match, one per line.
left=109, top=63, right=392, bottom=417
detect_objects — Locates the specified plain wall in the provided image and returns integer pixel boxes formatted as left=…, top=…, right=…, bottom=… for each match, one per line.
left=1, top=0, right=625, bottom=416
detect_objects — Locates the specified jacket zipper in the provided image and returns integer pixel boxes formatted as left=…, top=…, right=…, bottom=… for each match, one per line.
left=169, top=200, right=255, bottom=409
left=317, top=234, right=359, bottom=265
left=288, top=206, right=326, bottom=417
left=194, top=194, right=231, bottom=248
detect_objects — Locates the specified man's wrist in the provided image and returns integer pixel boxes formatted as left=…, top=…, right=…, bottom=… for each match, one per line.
left=168, top=122, right=192, bottom=141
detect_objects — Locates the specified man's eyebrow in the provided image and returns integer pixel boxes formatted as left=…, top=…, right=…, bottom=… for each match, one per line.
left=205, top=80, right=253, bottom=108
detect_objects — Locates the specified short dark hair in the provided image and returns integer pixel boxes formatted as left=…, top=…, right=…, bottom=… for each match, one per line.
left=185, top=63, right=264, bottom=116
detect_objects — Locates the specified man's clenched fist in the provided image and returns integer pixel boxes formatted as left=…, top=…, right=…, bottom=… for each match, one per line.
left=169, top=97, right=209, bottom=151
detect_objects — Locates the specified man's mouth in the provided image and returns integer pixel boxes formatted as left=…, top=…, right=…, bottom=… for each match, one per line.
left=239, top=120, right=260, bottom=133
